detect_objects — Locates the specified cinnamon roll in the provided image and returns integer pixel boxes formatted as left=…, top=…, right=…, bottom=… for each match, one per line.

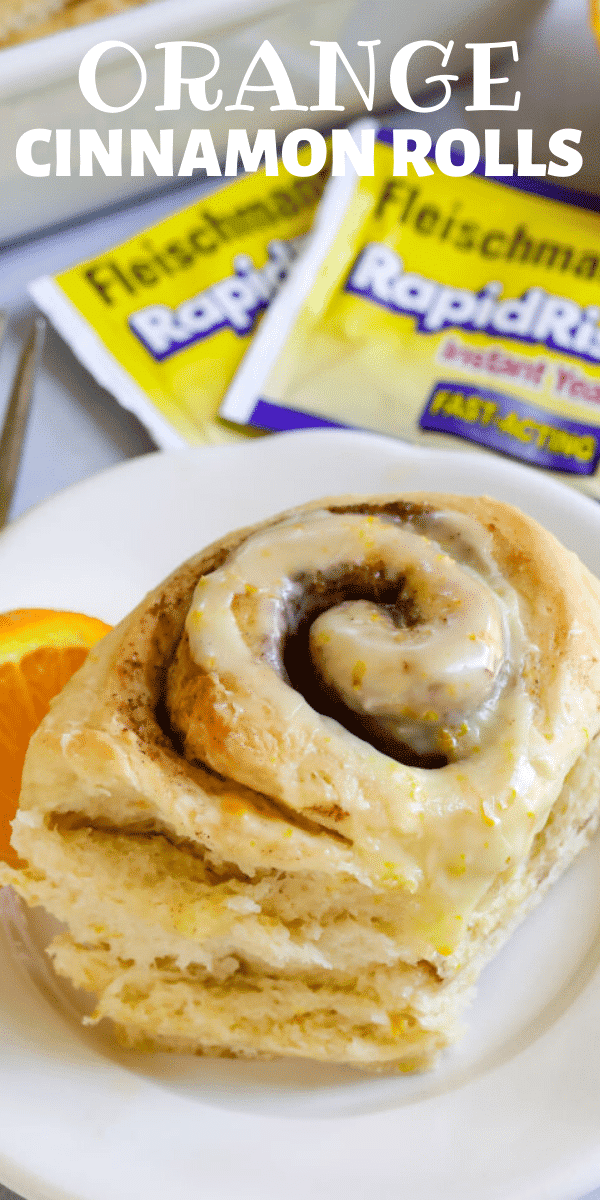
left=4, top=493, right=600, bottom=1072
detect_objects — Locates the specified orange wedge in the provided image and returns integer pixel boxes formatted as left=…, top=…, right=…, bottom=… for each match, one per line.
left=0, top=609, right=111, bottom=866
left=591, top=0, right=600, bottom=48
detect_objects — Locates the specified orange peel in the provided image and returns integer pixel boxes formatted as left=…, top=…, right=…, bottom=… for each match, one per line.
left=0, top=609, right=110, bottom=866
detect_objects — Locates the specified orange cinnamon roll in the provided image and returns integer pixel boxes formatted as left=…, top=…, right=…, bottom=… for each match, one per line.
left=4, top=493, right=600, bottom=1071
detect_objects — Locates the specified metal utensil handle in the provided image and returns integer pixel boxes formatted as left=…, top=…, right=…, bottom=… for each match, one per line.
left=0, top=316, right=46, bottom=530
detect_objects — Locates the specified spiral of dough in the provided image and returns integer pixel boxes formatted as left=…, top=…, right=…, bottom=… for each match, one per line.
left=182, top=509, right=505, bottom=762
left=166, top=503, right=521, bottom=887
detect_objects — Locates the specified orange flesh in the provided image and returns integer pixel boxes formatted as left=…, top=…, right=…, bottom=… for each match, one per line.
left=0, top=611, right=111, bottom=867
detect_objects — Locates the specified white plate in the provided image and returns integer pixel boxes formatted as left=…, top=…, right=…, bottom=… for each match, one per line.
left=1, top=428, right=600, bottom=1200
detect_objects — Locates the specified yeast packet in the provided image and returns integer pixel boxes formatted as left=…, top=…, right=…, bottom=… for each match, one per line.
left=221, top=127, right=600, bottom=497
left=30, top=156, right=330, bottom=448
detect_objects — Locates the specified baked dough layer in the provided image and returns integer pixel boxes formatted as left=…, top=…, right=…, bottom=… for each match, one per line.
left=0, top=0, right=149, bottom=46
left=3, top=493, right=600, bottom=1071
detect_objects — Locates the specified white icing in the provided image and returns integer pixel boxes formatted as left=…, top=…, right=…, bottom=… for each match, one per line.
left=180, top=505, right=580, bottom=961
left=187, top=509, right=510, bottom=761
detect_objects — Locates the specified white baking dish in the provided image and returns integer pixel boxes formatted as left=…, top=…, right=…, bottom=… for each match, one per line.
left=0, top=0, right=549, bottom=246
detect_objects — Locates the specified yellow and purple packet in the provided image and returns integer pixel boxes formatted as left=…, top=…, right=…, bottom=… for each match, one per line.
left=30, top=154, right=330, bottom=448
left=221, top=127, right=600, bottom=496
